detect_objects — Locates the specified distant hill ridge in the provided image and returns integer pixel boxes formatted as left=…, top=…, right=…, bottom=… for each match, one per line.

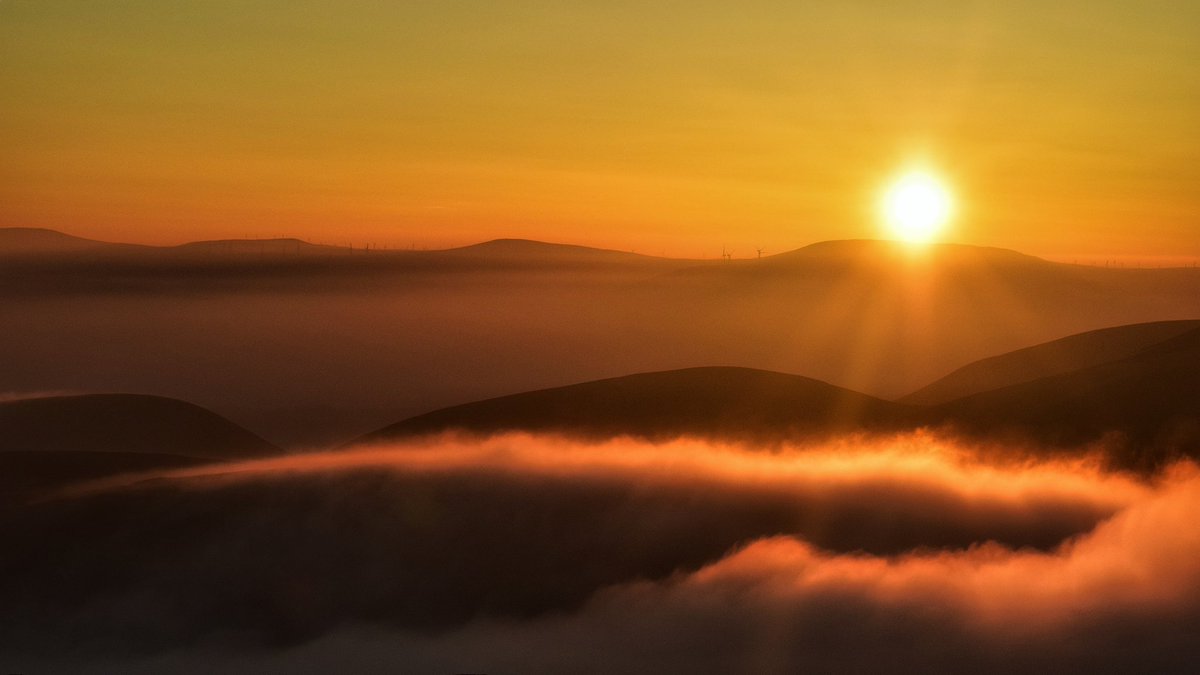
left=0, top=227, right=124, bottom=253
left=1, top=227, right=1069, bottom=266
left=776, top=239, right=1050, bottom=265
left=445, top=238, right=653, bottom=259
left=175, top=237, right=330, bottom=253
left=0, top=228, right=655, bottom=259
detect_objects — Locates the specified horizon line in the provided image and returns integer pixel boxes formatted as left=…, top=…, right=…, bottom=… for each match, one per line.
left=2, top=226, right=1199, bottom=268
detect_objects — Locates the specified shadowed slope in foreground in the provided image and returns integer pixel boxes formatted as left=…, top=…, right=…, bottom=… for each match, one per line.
left=0, top=394, right=280, bottom=506
left=0, top=394, right=280, bottom=459
left=929, top=326, right=1200, bottom=469
left=903, top=319, right=1200, bottom=405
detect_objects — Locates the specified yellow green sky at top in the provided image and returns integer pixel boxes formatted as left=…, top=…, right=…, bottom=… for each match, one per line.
left=2, top=0, right=1197, bottom=259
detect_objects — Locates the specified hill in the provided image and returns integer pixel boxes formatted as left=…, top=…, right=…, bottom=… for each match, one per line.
left=3, top=231, right=1199, bottom=447
left=429, top=238, right=689, bottom=274
left=355, top=325, right=1200, bottom=470
left=170, top=237, right=346, bottom=257
left=0, top=227, right=124, bottom=255
left=0, top=394, right=280, bottom=459
left=356, top=366, right=915, bottom=445
left=903, top=319, right=1200, bottom=405
left=929, top=326, right=1200, bottom=468
left=445, top=238, right=652, bottom=261
left=767, top=239, right=1050, bottom=268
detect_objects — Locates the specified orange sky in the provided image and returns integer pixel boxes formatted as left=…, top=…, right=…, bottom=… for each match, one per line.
left=2, top=1, right=1197, bottom=259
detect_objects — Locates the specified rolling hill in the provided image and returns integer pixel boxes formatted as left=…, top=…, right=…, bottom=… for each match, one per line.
left=356, top=366, right=916, bottom=445
left=171, top=237, right=346, bottom=257
left=0, top=227, right=133, bottom=256
left=928, top=326, right=1200, bottom=468
left=4, top=229, right=1200, bottom=447
left=357, top=324, right=1200, bottom=470
left=903, top=319, right=1200, bottom=405
left=766, top=239, right=1051, bottom=268
left=443, top=238, right=654, bottom=261
left=0, top=394, right=280, bottom=459
left=0, top=393, right=281, bottom=505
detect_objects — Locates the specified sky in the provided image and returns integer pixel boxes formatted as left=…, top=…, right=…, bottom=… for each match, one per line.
left=2, top=1, right=1197, bottom=259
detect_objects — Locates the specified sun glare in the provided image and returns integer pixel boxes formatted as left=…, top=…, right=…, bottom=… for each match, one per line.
left=882, top=170, right=953, bottom=244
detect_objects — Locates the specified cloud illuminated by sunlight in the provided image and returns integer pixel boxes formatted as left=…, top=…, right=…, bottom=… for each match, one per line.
left=66, top=431, right=1146, bottom=515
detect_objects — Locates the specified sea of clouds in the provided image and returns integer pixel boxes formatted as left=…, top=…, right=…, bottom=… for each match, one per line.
left=3, top=432, right=1198, bottom=673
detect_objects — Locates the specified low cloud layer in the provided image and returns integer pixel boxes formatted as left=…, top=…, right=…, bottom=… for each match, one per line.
left=3, top=433, right=1197, bottom=672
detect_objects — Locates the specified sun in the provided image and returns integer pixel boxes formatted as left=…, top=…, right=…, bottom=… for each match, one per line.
left=881, top=170, right=953, bottom=244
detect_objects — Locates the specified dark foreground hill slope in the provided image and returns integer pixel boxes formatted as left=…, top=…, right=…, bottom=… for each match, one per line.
left=903, top=319, right=1200, bottom=405
left=928, top=327, right=1200, bottom=468
left=0, top=394, right=280, bottom=459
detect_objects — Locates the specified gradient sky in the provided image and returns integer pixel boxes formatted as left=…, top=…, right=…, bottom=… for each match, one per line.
left=2, top=1, right=1197, bottom=258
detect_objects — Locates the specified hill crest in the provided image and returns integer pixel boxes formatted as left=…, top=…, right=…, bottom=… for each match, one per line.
left=903, top=319, right=1200, bottom=405
left=355, top=366, right=915, bottom=445
left=0, top=393, right=280, bottom=459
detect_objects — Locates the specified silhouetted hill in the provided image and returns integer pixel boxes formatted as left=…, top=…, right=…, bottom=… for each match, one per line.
left=447, top=238, right=652, bottom=261
left=0, top=227, right=128, bottom=255
left=769, top=239, right=1050, bottom=268
left=427, top=238, right=687, bottom=274
left=0, top=229, right=654, bottom=263
left=666, top=239, right=1052, bottom=279
left=171, top=237, right=345, bottom=257
left=0, top=230, right=682, bottom=297
left=357, top=366, right=915, bottom=444
left=3, top=230, right=1199, bottom=446
left=356, top=327, right=1200, bottom=470
left=903, top=320, right=1200, bottom=405
left=0, top=394, right=280, bottom=459
left=929, top=326, right=1200, bottom=468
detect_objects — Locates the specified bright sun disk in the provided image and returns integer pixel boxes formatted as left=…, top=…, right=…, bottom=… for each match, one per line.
left=881, top=170, right=953, bottom=244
